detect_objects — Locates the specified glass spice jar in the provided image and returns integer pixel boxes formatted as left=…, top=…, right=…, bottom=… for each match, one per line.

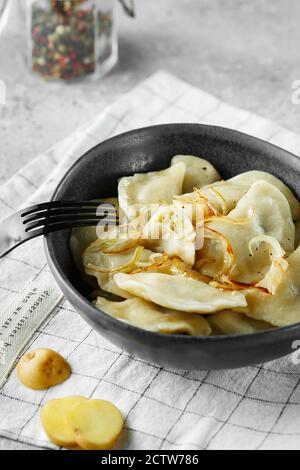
left=27, top=0, right=118, bottom=80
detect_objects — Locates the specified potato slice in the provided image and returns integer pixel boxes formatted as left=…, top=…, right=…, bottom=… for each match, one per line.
left=208, top=310, right=273, bottom=336
left=17, top=348, right=71, bottom=390
left=41, top=396, right=87, bottom=448
left=67, top=399, right=124, bottom=450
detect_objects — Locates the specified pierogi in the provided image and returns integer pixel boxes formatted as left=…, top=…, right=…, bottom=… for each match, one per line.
left=69, top=155, right=300, bottom=336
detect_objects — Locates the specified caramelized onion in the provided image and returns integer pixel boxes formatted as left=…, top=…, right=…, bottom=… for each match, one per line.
left=193, top=187, right=221, bottom=217
left=208, top=186, right=227, bottom=215
left=101, top=238, right=141, bottom=255
left=87, top=246, right=146, bottom=274
left=132, top=256, right=210, bottom=283
left=209, top=274, right=269, bottom=294
left=203, top=227, right=234, bottom=275
left=205, top=210, right=253, bottom=225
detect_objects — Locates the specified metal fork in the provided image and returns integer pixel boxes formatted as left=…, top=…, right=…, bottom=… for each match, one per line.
left=0, top=201, right=118, bottom=259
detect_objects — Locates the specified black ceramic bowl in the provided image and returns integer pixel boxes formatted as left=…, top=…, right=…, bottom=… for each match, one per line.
left=45, top=124, right=300, bottom=370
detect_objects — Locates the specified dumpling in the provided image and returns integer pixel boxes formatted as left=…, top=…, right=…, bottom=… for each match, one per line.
left=241, top=246, right=300, bottom=327
left=171, top=155, right=221, bottom=193
left=200, top=182, right=248, bottom=215
left=229, top=180, right=295, bottom=254
left=175, top=169, right=300, bottom=220
left=70, top=198, right=119, bottom=271
left=228, top=171, right=300, bottom=221
left=198, top=180, right=295, bottom=284
left=207, top=310, right=272, bottom=336
left=95, top=296, right=212, bottom=336
left=83, top=242, right=163, bottom=299
left=70, top=226, right=98, bottom=272
left=114, top=273, right=247, bottom=313
left=142, top=204, right=196, bottom=266
left=118, top=162, right=185, bottom=221
left=295, top=220, right=300, bottom=248
left=174, top=182, right=248, bottom=217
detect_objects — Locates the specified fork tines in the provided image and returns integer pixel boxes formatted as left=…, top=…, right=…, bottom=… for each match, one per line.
left=21, top=201, right=118, bottom=233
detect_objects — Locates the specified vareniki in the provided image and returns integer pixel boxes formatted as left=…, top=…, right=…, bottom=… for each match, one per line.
left=70, top=154, right=300, bottom=336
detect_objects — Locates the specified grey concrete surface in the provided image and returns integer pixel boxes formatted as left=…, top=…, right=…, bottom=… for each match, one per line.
left=0, top=0, right=300, bottom=451
left=0, top=0, right=300, bottom=184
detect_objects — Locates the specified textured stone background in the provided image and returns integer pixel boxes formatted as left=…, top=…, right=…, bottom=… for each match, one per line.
left=0, top=0, right=300, bottom=184
left=0, top=0, right=299, bottom=450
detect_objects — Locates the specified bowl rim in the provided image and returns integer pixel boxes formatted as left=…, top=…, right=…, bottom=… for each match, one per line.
left=44, top=123, right=300, bottom=344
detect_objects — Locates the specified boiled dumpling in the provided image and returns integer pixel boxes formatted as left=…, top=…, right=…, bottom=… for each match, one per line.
left=118, top=162, right=185, bottom=221
left=95, top=296, right=212, bottom=336
left=69, top=198, right=118, bottom=271
left=198, top=180, right=295, bottom=284
left=70, top=226, right=98, bottom=272
left=174, top=182, right=248, bottom=218
left=174, top=168, right=300, bottom=219
left=200, top=182, right=248, bottom=215
left=229, top=180, right=294, bottom=254
left=240, top=246, right=300, bottom=327
left=295, top=220, right=300, bottom=249
left=228, top=171, right=300, bottom=221
left=83, top=242, right=163, bottom=298
left=171, top=155, right=221, bottom=193
left=142, top=204, right=196, bottom=266
left=208, top=310, right=273, bottom=335
left=114, top=273, right=247, bottom=313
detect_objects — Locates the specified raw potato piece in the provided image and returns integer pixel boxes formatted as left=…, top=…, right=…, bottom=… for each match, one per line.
left=171, top=155, right=221, bottom=192
left=114, top=272, right=247, bottom=313
left=41, top=396, right=87, bottom=448
left=95, top=296, right=212, bottom=336
left=67, top=399, right=124, bottom=450
left=208, top=310, right=272, bottom=336
left=17, top=348, right=71, bottom=390
left=118, top=162, right=186, bottom=221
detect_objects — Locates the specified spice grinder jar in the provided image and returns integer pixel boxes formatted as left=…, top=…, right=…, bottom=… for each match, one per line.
left=27, top=0, right=118, bottom=80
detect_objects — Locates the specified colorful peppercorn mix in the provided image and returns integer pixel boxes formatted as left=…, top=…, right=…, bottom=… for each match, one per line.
left=29, top=0, right=117, bottom=80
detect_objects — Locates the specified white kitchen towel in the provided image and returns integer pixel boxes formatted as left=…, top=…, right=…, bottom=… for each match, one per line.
left=1, top=71, right=300, bottom=451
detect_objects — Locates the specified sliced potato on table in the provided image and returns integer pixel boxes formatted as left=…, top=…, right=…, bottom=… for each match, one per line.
left=67, top=399, right=124, bottom=450
left=41, top=397, right=123, bottom=450
left=41, top=396, right=87, bottom=448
